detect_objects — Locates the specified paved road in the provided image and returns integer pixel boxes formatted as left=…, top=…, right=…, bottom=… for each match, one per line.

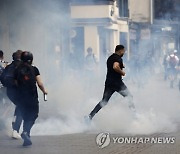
left=0, top=130, right=180, bottom=154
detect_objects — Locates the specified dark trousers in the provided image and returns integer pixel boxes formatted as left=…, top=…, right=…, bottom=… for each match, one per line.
left=0, top=87, right=7, bottom=104
left=7, top=88, right=23, bottom=132
left=89, top=82, right=135, bottom=119
left=12, top=106, right=23, bottom=132
left=19, top=100, right=39, bottom=136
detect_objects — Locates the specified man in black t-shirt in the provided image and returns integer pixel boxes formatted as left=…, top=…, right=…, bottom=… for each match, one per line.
left=86, top=45, right=136, bottom=120
left=15, top=51, right=47, bottom=146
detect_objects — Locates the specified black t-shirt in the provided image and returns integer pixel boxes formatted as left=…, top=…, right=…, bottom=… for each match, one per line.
left=105, top=53, right=124, bottom=87
left=33, top=66, right=40, bottom=76
left=15, top=64, right=40, bottom=101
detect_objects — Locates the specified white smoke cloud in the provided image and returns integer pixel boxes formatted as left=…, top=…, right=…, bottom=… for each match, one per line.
left=31, top=70, right=179, bottom=136
left=0, top=0, right=180, bottom=137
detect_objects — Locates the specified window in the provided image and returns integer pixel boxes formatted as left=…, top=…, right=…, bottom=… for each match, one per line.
left=118, top=0, right=129, bottom=17
left=154, top=0, right=179, bottom=21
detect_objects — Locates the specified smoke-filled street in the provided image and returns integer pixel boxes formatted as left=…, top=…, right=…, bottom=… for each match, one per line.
left=0, top=0, right=180, bottom=153
left=0, top=72, right=180, bottom=153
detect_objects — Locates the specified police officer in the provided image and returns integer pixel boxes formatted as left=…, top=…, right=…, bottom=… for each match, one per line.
left=15, top=51, right=47, bottom=146
left=86, top=45, right=136, bottom=120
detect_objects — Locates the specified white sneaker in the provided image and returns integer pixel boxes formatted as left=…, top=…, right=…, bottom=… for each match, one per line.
left=12, top=130, right=21, bottom=139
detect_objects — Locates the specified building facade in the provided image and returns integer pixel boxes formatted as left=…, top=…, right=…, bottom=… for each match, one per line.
left=70, top=0, right=180, bottom=64
left=70, top=0, right=129, bottom=65
left=0, top=0, right=179, bottom=68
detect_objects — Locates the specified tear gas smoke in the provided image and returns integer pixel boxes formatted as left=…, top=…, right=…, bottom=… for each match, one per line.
left=0, top=0, right=180, bottom=136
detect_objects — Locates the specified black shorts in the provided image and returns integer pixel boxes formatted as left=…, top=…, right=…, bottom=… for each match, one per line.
left=106, top=81, right=127, bottom=92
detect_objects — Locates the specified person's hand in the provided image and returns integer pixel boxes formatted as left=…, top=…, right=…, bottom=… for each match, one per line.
left=121, top=71, right=126, bottom=76
left=44, top=89, right=48, bottom=95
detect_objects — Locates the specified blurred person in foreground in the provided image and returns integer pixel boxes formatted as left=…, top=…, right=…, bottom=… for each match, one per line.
left=0, top=50, right=5, bottom=101
left=0, top=50, right=8, bottom=130
left=0, top=50, right=9, bottom=106
left=15, top=51, right=47, bottom=146
left=1, top=50, right=23, bottom=139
